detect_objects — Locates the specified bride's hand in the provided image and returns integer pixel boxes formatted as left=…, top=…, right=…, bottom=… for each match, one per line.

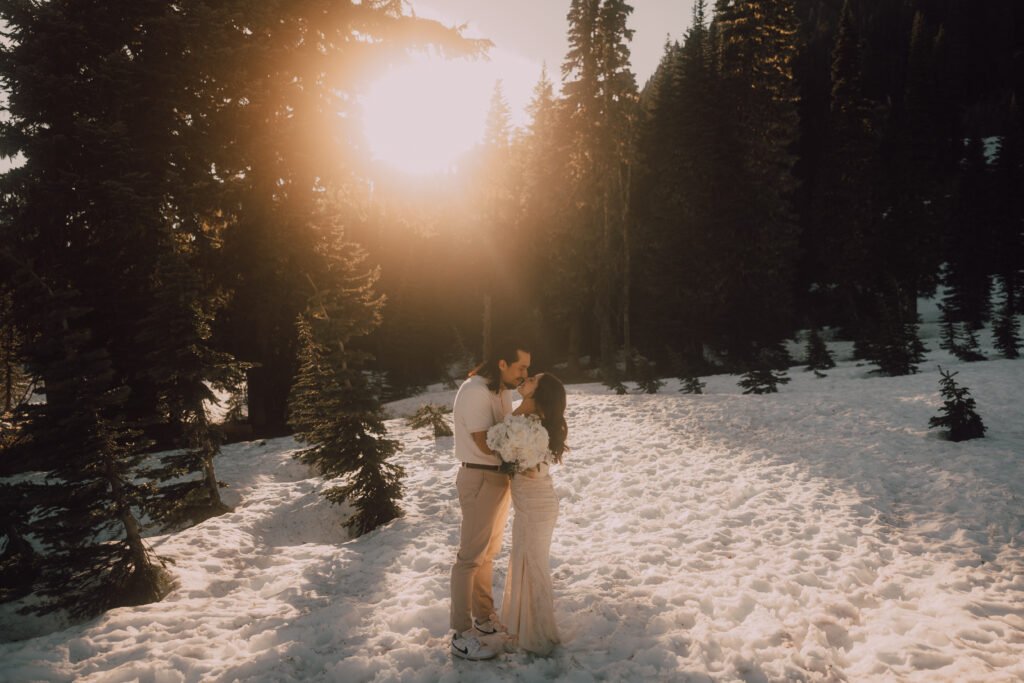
left=521, top=466, right=538, bottom=479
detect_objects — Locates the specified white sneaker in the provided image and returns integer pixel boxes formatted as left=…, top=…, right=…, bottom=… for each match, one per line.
left=473, top=614, right=505, bottom=636
left=450, top=632, right=497, bottom=660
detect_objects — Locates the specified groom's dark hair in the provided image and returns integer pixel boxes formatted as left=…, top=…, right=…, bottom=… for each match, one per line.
left=469, top=339, right=530, bottom=394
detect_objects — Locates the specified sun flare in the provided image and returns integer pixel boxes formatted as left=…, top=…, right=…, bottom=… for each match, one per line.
left=362, top=56, right=496, bottom=175
left=361, top=46, right=541, bottom=176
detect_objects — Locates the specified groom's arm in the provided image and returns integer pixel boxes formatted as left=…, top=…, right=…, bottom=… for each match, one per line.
left=471, top=431, right=494, bottom=456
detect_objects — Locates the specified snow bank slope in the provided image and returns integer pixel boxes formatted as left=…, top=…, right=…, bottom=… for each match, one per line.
left=2, top=357, right=1023, bottom=682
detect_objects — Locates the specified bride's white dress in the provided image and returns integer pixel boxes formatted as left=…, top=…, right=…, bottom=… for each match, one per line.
left=500, top=462, right=560, bottom=655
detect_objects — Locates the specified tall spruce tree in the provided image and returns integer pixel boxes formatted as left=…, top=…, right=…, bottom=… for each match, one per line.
left=942, top=136, right=993, bottom=330
left=562, top=0, right=637, bottom=373
left=816, top=0, right=879, bottom=334
left=991, top=103, right=1024, bottom=357
left=710, top=0, right=802, bottom=364
left=0, top=0, right=195, bottom=615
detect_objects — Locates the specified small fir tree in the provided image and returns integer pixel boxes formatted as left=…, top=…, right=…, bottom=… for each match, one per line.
left=287, top=240, right=405, bottom=537
left=804, top=328, right=836, bottom=371
left=738, top=368, right=791, bottom=395
left=408, top=404, right=454, bottom=438
left=869, top=290, right=927, bottom=376
left=140, top=246, right=246, bottom=529
left=602, top=362, right=629, bottom=395
left=632, top=351, right=664, bottom=394
left=679, top=376, right=706, bottom=394
left=938, top=305, right=985, bottom=361
left=929, top=368, right=986, bottom=442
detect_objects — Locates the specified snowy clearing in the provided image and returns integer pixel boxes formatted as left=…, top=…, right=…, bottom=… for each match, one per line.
left=2, top=339, right=1024, bottom=681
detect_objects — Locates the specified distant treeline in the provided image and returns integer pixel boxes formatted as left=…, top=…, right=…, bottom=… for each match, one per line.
left=361, top=0, right=1024, bottom=390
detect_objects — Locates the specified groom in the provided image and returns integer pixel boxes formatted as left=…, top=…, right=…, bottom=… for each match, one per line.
left=449, top=341, right=530, bottom=660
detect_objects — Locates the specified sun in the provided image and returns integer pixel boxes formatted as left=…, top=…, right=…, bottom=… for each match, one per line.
left=362, top=55, right=495, bottom=175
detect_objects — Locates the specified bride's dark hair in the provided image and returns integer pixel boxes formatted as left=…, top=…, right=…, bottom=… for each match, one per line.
left=534, top=373, right=568, bottom=463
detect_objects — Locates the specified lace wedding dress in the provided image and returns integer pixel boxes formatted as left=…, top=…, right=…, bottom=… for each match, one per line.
left=500, top=462, right=560, bottom=655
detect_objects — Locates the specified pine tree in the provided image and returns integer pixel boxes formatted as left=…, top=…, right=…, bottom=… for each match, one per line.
left=0, top=0, right=190, bottom=616
left=992, top=281, right=1021, bottom=359
left=929, top=368, right=986, bottom=442
left=991, top=103, right=1024, bottom=354
left=679, top=376, right=706, bottom=395
left=804, top=328, right=836, bottom=371
left=602, top=364, right=629, bottom=395
left=408, top=404, right=453, bottom=438
left=942, top=136, right=994, bottom=329
left=562, top=0, right=638, bottom=370
left=812, top=0, right=879, bottom=333
left=631, top=350, right=663, bottom=394
left=869, top=286, right=927, bottom=376
left=739, top=368, right=791, bottom=395
left=710, top=0, right=802, bottom=362
left=139, top=244, right=247, bottom=528
left=876, top=11, right=948, bottom=317
left=287, top=238, right=404, bottom=537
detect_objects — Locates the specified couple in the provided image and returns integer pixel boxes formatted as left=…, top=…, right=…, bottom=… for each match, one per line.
left=449, top=341, right=568, bottom=660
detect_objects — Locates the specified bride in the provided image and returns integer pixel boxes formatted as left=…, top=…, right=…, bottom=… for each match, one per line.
left=486, top=373, right=568, bottom=656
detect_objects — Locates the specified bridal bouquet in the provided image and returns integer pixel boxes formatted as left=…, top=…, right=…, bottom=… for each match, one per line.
left=486, top=414, right=552, bottom=475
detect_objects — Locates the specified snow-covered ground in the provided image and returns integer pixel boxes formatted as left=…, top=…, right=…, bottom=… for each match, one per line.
left=2, top=325, right=1024, bottom=681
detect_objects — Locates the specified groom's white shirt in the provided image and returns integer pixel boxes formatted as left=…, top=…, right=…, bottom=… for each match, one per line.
left=453, top=375, right=513, bottom=466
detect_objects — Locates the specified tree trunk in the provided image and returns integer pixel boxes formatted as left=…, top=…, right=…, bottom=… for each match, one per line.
left=203, top=455, right=227, bottom=510
left=106, top=453, right=150, bottom=572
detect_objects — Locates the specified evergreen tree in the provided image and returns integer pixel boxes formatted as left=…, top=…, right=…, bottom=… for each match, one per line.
left=942, top=136, right=993, bottom=329
left=809, top=0, right=879, bottom=334
left=633, top=3, right=722, bottom=369
left=287, top=238, right=404, bottom=537
left=0, top=0, right=192, bottom=615
left=876, top=11, right=948, bottom=316
left=938, top=304, right=985, bottom=362
left=562, top=0, right=638, bottom=370
left=710, top=0, right=802, bottom=362
left=520, top=65, right=575, bottom=371
left=992, top=282, right=1021, bottom=358
left=139, top=244, right=247, bottom=528
left=630, top=350, right=663, bottom=394
left=868, top=286, right=927, bottom=376
left=679, top=376, right=706, bottom=395
left=929, top=368, right=986, bottom=442
left=739, top=368, right=791, bottom=395
left=804, top=328, right=836, bottom=371
left=408, top=404, right=453, bottom=438
left=0, top=289, right=30, bottom=422
left=991, top=103, right=1024, bottom=353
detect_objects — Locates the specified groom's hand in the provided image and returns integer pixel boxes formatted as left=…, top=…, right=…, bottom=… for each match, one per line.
left=471, top=431, right=494, bottom=455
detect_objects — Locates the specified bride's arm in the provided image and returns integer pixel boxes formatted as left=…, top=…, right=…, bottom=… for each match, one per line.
left=512, top=397, right=536, bottom=416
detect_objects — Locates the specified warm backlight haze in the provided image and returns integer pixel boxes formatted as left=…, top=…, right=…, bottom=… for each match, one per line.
left=361, top=39, right=543, bottom=176
left=362, top=55, right=497, bottom=175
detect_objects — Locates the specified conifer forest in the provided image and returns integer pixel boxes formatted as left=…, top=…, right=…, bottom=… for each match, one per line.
left=1, top=0, right=1023, bottom=618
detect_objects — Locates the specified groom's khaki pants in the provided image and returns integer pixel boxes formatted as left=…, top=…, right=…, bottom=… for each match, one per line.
left=450, top=466, right=511, bottom=634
